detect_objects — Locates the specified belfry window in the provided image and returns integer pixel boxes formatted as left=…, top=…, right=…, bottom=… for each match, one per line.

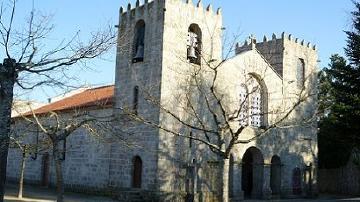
left=187, top=24, right=202, bottom=65
left=133, top=20, right=145, bottom=63
left=297, top=58, right=305, bottom=88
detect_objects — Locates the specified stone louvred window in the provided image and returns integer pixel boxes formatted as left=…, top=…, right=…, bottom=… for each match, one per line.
left=248, top=76, right=263, bottom=127
left=250, top=87, right=261, bottom=127
left=239, top=78, right=265, bottom=128
left=239, top=85, right=249, bottom=126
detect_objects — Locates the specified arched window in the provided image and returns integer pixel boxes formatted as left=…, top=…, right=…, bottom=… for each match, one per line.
left=248, top=74, right=268, bottom=127
left=133, top=20, right=145, bottom=63
left=132, top=156, right=142, bottom=188
left=187, top=24, right=202, bottom=65
left=297, top=58, right=305, bottom=88
left=239, top=84, right=249, bottom=126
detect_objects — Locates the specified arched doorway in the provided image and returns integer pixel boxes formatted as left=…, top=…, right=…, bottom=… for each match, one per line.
left=132, top=156, right=142, bottom=188
left=241, top=147, right=264, bottom=198
left=270, top=155, right=281, bottom=195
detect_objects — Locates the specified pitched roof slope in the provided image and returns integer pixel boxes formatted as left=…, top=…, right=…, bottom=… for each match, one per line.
left=26, top=85, right=114, bottom=115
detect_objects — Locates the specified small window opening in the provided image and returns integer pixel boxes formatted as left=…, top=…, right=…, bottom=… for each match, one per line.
left=132, top=156, right=142, bottom=188
left=133, top=86, right=139, bottom=114
left=297, top=58, right=305, bottom=88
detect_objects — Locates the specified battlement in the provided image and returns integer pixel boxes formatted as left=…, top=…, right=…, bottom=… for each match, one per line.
left=119, top=0, right=222, bottom=18
left=235, top=32, right=317, bottom=54
left=184, top=0, right=222, bottom=16
left=119, top=0, right=156, bottom=17
left=235, top=32, right=318, bottom=78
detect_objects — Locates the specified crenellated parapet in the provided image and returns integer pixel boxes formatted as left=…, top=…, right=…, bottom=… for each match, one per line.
left=236, top=32, right=317, bottom=55
left=119, top=0, right=159, bottom=18
left=119, top=0, right=222, bottom=18
left=235, top=32, right=318, bottom=78
left=183, top=0, right=222, bottom=19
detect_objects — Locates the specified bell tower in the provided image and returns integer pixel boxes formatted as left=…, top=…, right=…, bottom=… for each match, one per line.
left=114, top=0, right=223, bottom=195
left=114, top=0, right=166, bottom=114
left=114, top=0, right=223, bottom=116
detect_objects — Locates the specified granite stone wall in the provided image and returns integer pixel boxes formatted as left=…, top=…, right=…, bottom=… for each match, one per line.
left=7, top=0, right=319, bottom=201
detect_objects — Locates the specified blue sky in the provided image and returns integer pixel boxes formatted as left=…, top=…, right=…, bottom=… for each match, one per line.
left=6, top=0, right=356, bottom=102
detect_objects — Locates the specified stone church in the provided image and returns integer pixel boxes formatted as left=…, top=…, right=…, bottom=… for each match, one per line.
left=7, top=0, right=318, bottom=201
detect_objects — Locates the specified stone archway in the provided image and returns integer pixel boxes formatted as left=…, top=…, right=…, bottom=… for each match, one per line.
left=241, top=147, right=264, bottom=199
left=270, top=155, right=281, bottom=195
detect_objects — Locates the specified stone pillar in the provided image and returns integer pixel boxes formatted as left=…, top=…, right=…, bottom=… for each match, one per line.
left=262, top=164, right=272, bottom=199
left=280, top=164, right=292, bottom=197
left=230, top=162, right=243, bottom=201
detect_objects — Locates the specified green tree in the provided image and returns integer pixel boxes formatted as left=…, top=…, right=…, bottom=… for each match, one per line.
left=318, top=1, right=360, bottom=168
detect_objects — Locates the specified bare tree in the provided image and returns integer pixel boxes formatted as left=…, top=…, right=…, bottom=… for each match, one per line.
left=117, top=37, right=317, bottom=201
left=9, top=130, right=49, bottom=199
left=16, top=107, right=113, bottom=202
left=0, top=0, right=116, bottom=199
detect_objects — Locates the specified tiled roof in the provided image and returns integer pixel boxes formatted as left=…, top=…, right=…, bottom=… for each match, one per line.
left=12, top=100, right=45, bottom=118
left=22, top=85, right=114, bottom=116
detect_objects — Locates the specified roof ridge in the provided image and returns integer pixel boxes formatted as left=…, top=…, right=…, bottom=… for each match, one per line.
left=16, top=85, right=115, bottom=117
left=86, top=84, right=115, bottom=91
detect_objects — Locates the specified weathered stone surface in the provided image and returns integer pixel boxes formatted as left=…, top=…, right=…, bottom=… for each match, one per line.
left=7, top=1, right=318, bottom=201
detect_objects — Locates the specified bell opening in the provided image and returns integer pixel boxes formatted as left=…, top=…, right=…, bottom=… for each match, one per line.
left=187, top=24, right=202, bottom=65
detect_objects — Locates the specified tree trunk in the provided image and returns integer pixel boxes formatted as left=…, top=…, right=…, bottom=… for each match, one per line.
left=222, top=158, right=230, bottom=202
left=53, top=142, right=64, bottom=202
left=17, top=152, right=26, bottom=199
left=0, top=59, right=16, bottom=201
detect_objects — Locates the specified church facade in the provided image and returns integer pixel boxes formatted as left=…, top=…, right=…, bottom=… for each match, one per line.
left=113, top=0, right=318, bottom=200
left=7, top=0, right=318, bottom=201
